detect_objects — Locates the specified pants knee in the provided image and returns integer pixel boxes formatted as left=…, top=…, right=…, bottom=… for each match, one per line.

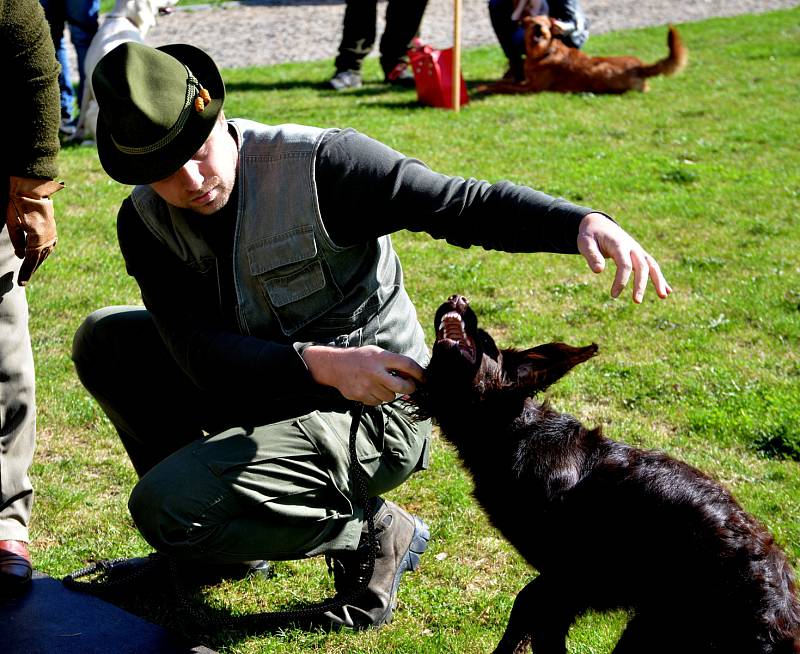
left=128, top=475, right=189, bottom=555
left=72, top=308, right=112, bottom=383
left=128, top=458, right=227, bottom=557
left=72, top=305, right=146, bottom=391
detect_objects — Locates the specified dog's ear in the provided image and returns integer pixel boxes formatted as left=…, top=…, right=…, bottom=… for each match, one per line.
left=512, top=342, right=598, bottom=392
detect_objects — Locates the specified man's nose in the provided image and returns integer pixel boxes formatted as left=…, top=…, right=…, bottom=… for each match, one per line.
left=176, top=161, right=203, bottom=190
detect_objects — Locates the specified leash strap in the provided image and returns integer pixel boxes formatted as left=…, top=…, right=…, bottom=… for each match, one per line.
left=64, top=402, right=377, bottom=635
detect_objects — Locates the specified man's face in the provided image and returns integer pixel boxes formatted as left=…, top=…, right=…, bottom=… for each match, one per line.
left=150, top=118, right=238, bottom=215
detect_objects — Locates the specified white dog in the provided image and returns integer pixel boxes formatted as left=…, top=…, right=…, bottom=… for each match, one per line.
left=73, top=0, right=178, bottom=143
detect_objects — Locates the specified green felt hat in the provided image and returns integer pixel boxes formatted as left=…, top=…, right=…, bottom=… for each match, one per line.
left=93, top=42, right=225, bottom=185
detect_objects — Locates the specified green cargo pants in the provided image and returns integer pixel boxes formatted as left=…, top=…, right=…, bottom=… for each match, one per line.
left=72, top=306, right=430, bottom=562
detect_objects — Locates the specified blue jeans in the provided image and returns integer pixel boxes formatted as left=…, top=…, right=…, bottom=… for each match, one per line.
left=39, top=0, right=99, bottom=120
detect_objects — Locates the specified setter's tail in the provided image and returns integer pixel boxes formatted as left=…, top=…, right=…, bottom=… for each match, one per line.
left=640, top=26, right=688, bottom=78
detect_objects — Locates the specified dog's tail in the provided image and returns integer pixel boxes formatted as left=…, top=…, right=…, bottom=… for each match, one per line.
left=640, top=26, right=688, bottom=78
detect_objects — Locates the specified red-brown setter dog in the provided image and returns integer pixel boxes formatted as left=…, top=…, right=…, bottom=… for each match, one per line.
left=480, top=16, right=688, bottom=95
left=412, top=295, right=800, bottom=653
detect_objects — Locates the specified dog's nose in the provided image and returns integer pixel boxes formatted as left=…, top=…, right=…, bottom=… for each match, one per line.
left=447, top=294, right=469, bottom=311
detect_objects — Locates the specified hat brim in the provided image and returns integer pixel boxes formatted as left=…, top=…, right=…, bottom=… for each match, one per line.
left=96, top=44, right=225, bottom=186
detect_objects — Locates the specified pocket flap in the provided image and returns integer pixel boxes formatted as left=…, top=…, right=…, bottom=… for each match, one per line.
left=247, top=225, right=317, bottom=275
left=264, top=260, right=326, bottom=307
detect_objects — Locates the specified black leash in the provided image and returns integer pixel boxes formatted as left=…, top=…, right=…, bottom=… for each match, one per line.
left=64, top=403, right=377, bottom=637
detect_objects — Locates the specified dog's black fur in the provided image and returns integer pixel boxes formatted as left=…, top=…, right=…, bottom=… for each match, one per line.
left=412, top=295, right=800, bottom=653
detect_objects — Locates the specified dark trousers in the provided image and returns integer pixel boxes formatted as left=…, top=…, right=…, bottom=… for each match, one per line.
left=71, top=306, right=430, bottom=562
left=334, top=0, right=429, bottom=75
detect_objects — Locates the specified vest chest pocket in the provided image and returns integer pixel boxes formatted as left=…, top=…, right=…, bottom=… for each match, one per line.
left=247, top=227, right=344, bottom=336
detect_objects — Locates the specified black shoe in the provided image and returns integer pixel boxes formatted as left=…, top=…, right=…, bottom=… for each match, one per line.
left=0, top=540, right=32, bottom=594
left=384, top=61, right=416, bottom=88
left=322, top=498, right=429, bottom=629
left=329, top=70, right=363, bottom=91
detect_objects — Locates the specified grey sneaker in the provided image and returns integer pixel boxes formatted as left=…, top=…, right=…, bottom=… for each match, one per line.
left=323, top=498, right=429, bottom=629
left=329, top=70, right=363, bottom=91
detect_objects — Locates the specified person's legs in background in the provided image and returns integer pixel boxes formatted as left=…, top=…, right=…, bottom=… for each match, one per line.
left=488, top=0, right=526, bottom=82
left=39, top=0, right=77, bottom=127
left=0, top=184, right=38, bottom=594
left=39, top=0, right=99, bottom=131
left=379, top=0, right=428, bottom=87
left=330, top=0, right=379, bottom=90
left=64, top=0, right=99, bottom=110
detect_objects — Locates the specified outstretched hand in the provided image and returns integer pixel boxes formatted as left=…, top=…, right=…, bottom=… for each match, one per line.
left=577, top=212, right=671, bottom=303
left=302, top=345, right=425, bottom=406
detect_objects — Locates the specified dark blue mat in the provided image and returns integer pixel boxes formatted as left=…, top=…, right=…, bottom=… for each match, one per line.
left=0, top=572, right=215, bottom=654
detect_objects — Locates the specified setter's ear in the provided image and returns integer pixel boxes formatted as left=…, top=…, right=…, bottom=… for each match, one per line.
left=512, top=342, right=598, bottom=392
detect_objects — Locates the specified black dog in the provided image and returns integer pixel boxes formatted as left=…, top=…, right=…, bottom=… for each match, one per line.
left=412, top=295, right=800, bottom=654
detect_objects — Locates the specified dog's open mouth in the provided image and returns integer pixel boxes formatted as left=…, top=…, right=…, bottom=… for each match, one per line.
left=435, top=310, right=477, bottom=364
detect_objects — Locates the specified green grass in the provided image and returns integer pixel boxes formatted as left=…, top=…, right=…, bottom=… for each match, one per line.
left=32, top=8, right=800, bottom=653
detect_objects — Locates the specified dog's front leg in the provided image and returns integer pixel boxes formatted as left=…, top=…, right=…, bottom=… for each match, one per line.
left=492, top=574, right=576, bottom=654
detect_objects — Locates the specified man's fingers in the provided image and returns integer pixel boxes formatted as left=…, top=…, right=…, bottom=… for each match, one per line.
left=630, top=249, right=649, bottom=304
left=387, top=370, right=418, bottom=396
left=17, top=251, right=41, bottom=286
left=647, top=256, right=672, bottom=298
left=611, top=251, right=633, bottom=299
left=5, top=204, right=26, bottom=258
left=578, top=234, right=606, bottom=274
left=16, top=247, right=53, bottom=286
left=384, top=353, right=426, bottom=384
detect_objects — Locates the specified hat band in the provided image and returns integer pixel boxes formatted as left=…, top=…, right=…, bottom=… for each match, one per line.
left=110, top=66, right=201, bottom=156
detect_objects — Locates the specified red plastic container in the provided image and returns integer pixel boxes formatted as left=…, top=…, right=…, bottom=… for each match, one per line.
left=409, top=44, right=469, bottom=110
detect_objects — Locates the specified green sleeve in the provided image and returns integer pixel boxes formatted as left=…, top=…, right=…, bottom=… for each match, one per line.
left=2, top=0, right=61, bottom=179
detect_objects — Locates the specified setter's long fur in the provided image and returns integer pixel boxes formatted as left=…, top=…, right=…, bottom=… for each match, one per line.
left=412, top=295, right=800, bottom=653
left=480, top=16, right=687, bottom=95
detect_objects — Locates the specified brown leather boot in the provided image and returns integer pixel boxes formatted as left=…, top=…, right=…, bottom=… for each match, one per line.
left=0, top=540, right=32, bottom=592
left=323, top=498, right=429, bottom=629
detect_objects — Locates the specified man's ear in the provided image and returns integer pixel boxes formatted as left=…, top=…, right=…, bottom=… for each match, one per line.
left=513, top=343, right=598, bottom=392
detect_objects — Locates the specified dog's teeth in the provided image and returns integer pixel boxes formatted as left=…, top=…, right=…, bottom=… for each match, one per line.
left=439, top=312, right=466, bottom=341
